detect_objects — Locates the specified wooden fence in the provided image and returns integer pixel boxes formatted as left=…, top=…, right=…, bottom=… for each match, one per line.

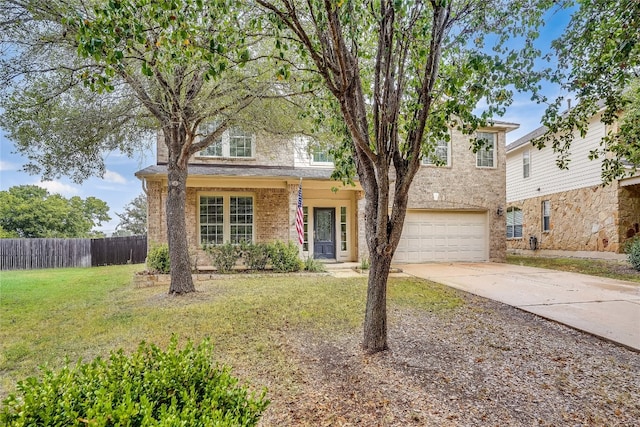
left=91, top=235, right=147, bottom=267
left=0, top=236, right=147, bottom=271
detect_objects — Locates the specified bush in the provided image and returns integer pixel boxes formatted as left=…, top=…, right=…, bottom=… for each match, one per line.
left=0, top=337, right=269, bottom=427
left=268, top=241, right=303, bottom=273
left=303, top=256, right=326, bottom=272
left=206, top=242, right=240, bottom=273
left=241, top=242, right=270, bottom=271
left=626, top=238, right=640, bottom=271
left=147, top=244, right=170, bottom=274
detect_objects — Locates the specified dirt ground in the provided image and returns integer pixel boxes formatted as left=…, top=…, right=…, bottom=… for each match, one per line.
left=257, top=293, right=640, bottom=426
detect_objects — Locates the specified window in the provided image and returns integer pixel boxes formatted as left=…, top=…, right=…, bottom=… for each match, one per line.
left=198, top=126, right=254, bottom=158
left=199, top=194, right=254, bottom=245
left=302, top=206, right=309, bottom=251
left=200, top=196, right=224, bottom=245
left=340, top=206, right=347, bottom=251
left=423, top=139, right=450, bottom=166
left=476, top=132, right=496, bottom=168
left=229, top=196, right=253, bottom=244
left=523, top=150, right=530, bottom=178
left=506, top=207, right=523, bottom=239
left=542, top=200, right=551, bottom=232
left=310, top=142, right=333, bottom=164
left=229, top=128, right=253, bottom=157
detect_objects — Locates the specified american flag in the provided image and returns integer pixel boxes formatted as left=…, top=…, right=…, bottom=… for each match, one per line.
left=295, top=181, right=304, bottom=245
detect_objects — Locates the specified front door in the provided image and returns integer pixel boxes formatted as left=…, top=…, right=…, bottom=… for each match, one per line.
left=313, top=208, right=335, bottom=259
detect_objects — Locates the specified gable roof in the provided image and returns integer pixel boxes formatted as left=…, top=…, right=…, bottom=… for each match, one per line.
left=506, top=124, right=547, bottom=153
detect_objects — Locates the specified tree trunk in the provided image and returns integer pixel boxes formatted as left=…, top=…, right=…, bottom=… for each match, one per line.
left=166, top=163, right=195, bottom=294
left=362, top=251, right=393, bottom=353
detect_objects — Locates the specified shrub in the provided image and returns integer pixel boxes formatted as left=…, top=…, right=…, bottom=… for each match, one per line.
left=359, top=257, right=370, bottom=271
left=206, top=242, right=240, bottom=273
left=147, top=243, right=170, bottom=274
left=303, top=256, right=326, bottom=272
left=0, top=337, right=269, bottom=427
left=241, top=242, right=270, bottom=271
left=626, top=238, right=640, bottom=271
left=268, top=241, right=303, bottom=272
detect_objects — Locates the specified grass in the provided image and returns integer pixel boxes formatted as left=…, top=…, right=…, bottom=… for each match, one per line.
left=0, top=265, right=462, bottom=400
left=507, top=254, right=640, bottom=283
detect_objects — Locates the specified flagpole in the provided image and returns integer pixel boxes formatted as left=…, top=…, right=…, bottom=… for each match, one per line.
left=295, top=177, right=304, bottom=249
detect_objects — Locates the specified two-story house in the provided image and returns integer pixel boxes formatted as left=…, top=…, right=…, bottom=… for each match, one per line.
left=136, top=122, right=516, bottom=267
left=506, top=112, right=640, bottom=256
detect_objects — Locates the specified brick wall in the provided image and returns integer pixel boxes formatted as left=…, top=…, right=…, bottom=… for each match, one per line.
left=146, top=182, right=291, bottom=266
left=156, top=131, right=294, bottom=166
left=401, top=127, right=507, bottom=262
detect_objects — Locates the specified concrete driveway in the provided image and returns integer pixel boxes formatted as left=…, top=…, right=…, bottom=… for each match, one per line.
left=396, top=262, right=640, bottom=351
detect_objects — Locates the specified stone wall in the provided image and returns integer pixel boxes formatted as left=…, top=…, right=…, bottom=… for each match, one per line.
left=618, top=184, right=640, bottom=248
left=506, top=184, right=622, bottom=253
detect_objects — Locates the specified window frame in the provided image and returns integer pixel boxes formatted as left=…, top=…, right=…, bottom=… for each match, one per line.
left=309, top=142, right=334, bottom=166
left=523, top=149, right=531, bottom=178
left=198, top=126, right=255, bottom=159
left=198, top=193, right=255, bottom=245
left=542, top=200, right=551, bottom=232
left=475, top=132, right=497, bottom=168
left=506, top=206, right=523, bottom=239
left=422, top=138, right=451, bottom=167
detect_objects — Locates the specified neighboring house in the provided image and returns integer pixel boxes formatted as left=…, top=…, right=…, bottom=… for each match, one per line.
left=505, top=112, right=640, bottom=256
left=136, top=122, right=516, bottom=266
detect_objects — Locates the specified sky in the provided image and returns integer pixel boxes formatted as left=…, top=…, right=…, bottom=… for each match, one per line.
left=0, top=5, right=573, bottom=235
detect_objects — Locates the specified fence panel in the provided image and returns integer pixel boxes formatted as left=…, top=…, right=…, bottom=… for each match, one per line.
left=0, top=236, right=147, bottom=270
left=0, top=238, right=91, bottom=270
left=90, top=235, right=147, bottom=266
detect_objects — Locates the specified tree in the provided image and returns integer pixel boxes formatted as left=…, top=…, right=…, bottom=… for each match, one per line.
left=256, top=0, right=554, bottom=353
left=535, top=0, right=640, bottom=183
left=0, top=185, right=110, bottom=238
left=0, top=0, right=280, bottom=293
left=115, top=193, right=147, bottom=236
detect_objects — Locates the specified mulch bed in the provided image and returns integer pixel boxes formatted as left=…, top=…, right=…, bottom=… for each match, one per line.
left=257, top=292, right=640, bottom=426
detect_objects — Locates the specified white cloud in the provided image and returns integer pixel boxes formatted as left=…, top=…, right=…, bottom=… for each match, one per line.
left=36, top=180, right=79, bottom=196
left=0, top=160, right=16, bottom=171
left=103, top=170, right=127, bottom=184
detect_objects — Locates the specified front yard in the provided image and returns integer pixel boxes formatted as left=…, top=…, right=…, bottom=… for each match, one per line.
left=1, top=265, right=639, bottom=425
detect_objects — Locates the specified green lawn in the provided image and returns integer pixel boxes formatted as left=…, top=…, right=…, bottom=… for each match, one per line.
left=0, top=265, right=462, bottom=400
left=507, top=254, right=640, bottom=283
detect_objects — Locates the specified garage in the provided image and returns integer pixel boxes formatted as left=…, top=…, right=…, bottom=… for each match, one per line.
left=394, top=210, right=488, bottom=263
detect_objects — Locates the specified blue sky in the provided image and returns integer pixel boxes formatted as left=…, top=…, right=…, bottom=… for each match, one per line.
left=0, top=5, right=572, bottom=235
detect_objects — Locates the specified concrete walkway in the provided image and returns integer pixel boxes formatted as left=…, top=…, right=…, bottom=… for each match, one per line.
left=396, top=262, right=640, bottom=351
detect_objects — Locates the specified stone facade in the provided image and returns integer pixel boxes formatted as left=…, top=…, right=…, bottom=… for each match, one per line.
left=506, top=183, right=640, bottom=254
left=618, top=185, right=640, bottom=245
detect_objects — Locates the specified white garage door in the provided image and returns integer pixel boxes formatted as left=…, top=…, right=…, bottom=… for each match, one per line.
left=394, top=210, right=488, bottom=263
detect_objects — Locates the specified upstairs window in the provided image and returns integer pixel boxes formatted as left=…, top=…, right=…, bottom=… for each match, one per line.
left=523, top=150, right=531, bottom=178
left=310, top=142, right=333, bottom=165
left=423, top=139, right=450, bottom=166
left=199, top=126, right=254, bottom=158
left=506, top=207, right=523, bottom=239
left=476, top=132, right=496, bottom=168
